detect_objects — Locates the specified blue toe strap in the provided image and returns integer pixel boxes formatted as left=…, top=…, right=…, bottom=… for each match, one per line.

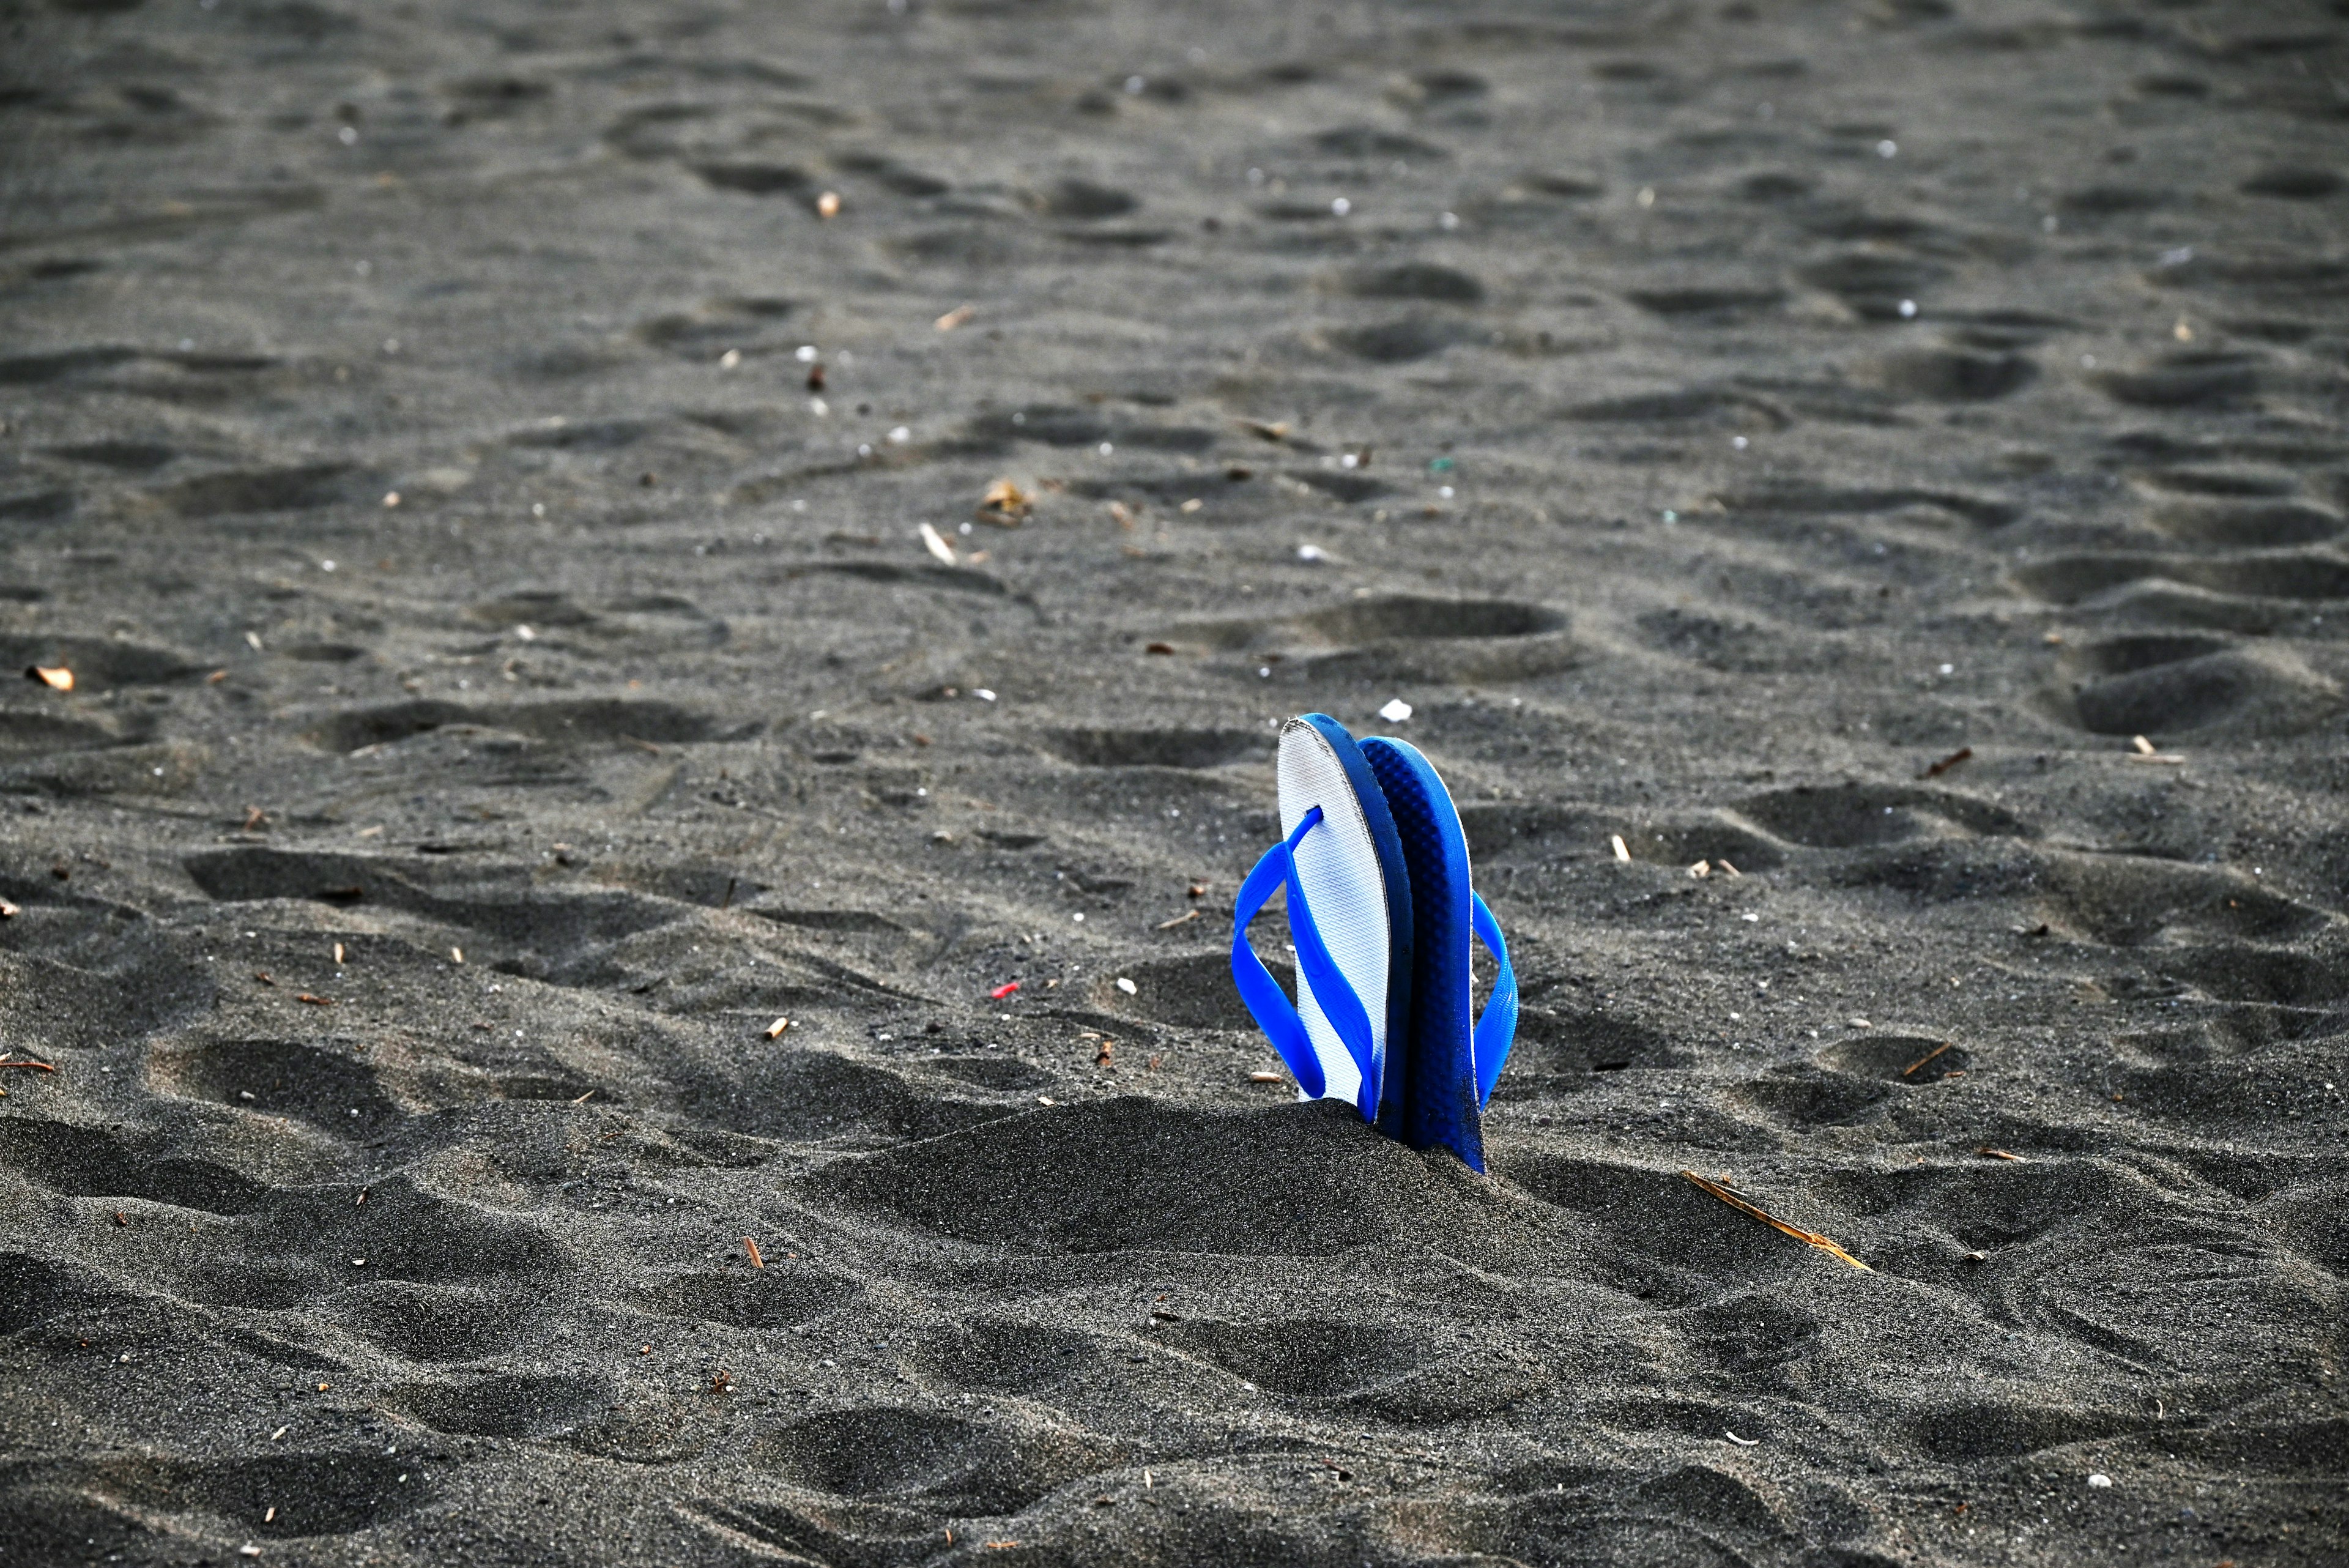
left=1471, top=892, right=1518, bottom=1108
left=1231, top=807, right=1380, bottom=1113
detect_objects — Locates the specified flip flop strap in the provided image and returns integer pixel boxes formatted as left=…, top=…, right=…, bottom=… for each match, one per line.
left=1231, top=806, right=1379, bottom=1107
left=1470, top=891, right=1518, bottom=1108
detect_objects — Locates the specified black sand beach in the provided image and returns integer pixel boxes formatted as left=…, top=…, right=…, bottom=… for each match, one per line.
left=2, top=1, right=2346, bottom=1562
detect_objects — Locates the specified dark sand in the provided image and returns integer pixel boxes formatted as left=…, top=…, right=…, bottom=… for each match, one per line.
left=3, top=1, right=2347, bottom=1563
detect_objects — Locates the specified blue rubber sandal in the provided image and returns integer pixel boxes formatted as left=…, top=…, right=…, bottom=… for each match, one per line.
left=1359, top=735, right=1518, bottom=1172
left=1230, top=714, right=1414, bottom=1129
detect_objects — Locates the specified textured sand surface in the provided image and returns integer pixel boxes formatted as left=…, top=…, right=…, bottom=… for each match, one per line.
left=2, top=1, right=2347, bottom=1563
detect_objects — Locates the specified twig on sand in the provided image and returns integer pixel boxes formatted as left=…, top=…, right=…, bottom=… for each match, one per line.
left=0, top=1056, right=56, bottom=1071
left=1902, top=1042, right=1953, bottom=1077
left=1680, top=1170, right=1871, bottom=1271
left=1249, top=1071, right=1285, bottom=1085
left=743, top=1237, right=765, bottom=1269
left=1977, top=1147, right=2026, bottom=1162
left=1156, top=908, right=1201, bottom=930
left=1920, top=746, right=1973, bottom=780
left=570, top=1089, right=595, bottom=1104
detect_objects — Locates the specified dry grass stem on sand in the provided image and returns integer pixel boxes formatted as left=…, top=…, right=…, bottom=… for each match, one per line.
left=1681, top=1172, right=1872, bottom=1272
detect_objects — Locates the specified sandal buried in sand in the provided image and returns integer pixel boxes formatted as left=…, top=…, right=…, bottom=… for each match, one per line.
left=1232, top=713, right=1517, bottom=1169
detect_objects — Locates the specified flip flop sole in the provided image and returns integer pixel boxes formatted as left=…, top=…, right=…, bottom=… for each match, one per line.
left=1359, top=735, right=1485, bottom=1169
left=1279, top=715, right=1414, bottom=1126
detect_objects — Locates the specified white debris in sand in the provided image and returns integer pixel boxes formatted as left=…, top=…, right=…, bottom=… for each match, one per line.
left=1378, top=699, right=1412, bottom=723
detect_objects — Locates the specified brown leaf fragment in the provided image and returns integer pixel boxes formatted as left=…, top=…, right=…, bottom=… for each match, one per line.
left=978, top=478, right=1031, bottom=524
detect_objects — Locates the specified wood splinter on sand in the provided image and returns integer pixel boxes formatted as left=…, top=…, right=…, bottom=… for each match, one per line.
left=743, top=1237, right=765, bottom=1269
left=1680, top=1170, right=1871, bottom=1271
left=1977, top=1147, right=2027, bottom=1162
left=1249, top=1071, right=1285, bottom=1085
left=1902, top=1041, right=1954, bottom=1077
left=1920, top=745, right=1973, bottom=780
left=25, top=664, right=72, bottom=691
left=764, top=1016, right=791, bottom=1039
left=935, top=302, right=976, bottom=332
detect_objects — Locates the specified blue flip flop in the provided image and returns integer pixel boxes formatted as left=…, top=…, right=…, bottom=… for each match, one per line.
left=1232, top=714, right=1516, bottom=1169
left=1231, top=714, right=1414, bottom=1130
left=1359, top=735, right=1518, bottom=1172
